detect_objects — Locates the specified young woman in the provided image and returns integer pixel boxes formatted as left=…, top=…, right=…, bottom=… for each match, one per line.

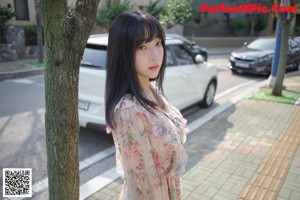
left=105, top=10, right=188, bottom=200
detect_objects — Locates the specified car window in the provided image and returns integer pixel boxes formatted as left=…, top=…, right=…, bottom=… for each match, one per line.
left=247, top=38, right=275, bottom=51
left=289, top=40, right=298, bottom=49
left=165, top=47, right=177, bottom=67
left=81, top=44, right=107, bottom=69
left=168, top=45, right=194, bottom=66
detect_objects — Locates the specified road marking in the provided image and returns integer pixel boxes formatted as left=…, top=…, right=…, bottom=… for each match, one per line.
left=215, top=80, right=256, bottom=100
left=80, top=167, right=119, bottom=200
left=6, top=78, right=35, bottom=84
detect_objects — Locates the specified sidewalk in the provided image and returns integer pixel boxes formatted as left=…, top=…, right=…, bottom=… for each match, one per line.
left=85, top=72, right=300, bottom=200
left=0, top=59, right=44, bottom=81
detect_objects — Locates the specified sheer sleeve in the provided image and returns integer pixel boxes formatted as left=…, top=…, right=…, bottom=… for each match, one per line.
left=113, top=103, right=168, bottom=200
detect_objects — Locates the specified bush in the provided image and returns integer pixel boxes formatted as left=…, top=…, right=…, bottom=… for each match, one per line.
left=0, top=6, right=15, bottom=43
left=24, top=25, right=41, bottom=46
left=294, top=26, right=300, bottom=36
left=0, top=6, right=14, bottom=29
left=24, top=25, right=37, bottom=38
left=96, top=0, right=133, bottom=30
left=144, top=0, right=166, bottom=22
left=229, top=19, right=246, bottom=36
left=159, top=0, right=194, bottom=28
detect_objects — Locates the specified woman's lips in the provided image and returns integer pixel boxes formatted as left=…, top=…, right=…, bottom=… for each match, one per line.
left=149, top=65, right=159, bottom=71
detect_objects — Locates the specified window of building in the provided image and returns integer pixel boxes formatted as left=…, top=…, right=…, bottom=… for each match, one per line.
left=14, top=0, right=29, bottom=20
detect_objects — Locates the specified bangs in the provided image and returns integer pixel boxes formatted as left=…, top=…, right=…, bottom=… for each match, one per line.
left=135, top=17, right=165, bottom=47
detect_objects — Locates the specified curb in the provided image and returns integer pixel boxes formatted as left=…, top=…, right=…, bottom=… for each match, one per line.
left=0, top=68, right=44, bottom=81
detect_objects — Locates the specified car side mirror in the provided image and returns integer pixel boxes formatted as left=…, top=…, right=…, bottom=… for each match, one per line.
left=195, top=54, right=204, bottom=63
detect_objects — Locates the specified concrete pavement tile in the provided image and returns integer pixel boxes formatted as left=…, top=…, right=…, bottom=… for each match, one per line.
left=186, top=192, right=210, bottom=200
left=277, top=198, right=289, bottom=200
left=242, top=169, right=255, bottom=179
left=290, top=191, right=300, bottom=200
left=286, top=172, right=298, bottom=182
left=203, top=186, right=219, bottom=198
left=283, top=181, right=300, bottom=193
left=221, top=182, right=234, bottom=192
left=204, top=177, right=226, bottom=188
left=182, top=191, right=192, bottom=199
left=212, top=194, right=233, bottom=200
left=218, top=171, right=232, bottom=181
left=278, top=187, right=292, bottom=199
left=193, top=183, right=210, bottom=195
left=230, top=183, right=244, bottom=196
left=216, top=189, right=239, bottom=199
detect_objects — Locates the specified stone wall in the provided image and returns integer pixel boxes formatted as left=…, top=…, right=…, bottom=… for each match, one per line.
left=0, top=26, right=39, bottom=62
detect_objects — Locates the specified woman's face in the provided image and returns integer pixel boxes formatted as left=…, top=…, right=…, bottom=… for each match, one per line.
left=134, top=37, right=164, bottom=89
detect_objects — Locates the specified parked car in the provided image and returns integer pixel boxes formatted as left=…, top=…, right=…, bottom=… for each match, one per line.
left=294, top=36, right=300, bottom=46
left=78, top=34, right=218, bottom=129
left=228, top=37, right=300, bottom=76
left=166, top=34, right=208, bottom=61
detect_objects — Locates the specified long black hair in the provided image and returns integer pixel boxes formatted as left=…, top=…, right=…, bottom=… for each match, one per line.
left=105, top=10, right=166, bottom=129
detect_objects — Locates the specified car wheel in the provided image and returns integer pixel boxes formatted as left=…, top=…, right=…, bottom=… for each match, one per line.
left=200, top=80, right=216, bottom=107
left=202, top=53, right=208, bottom=61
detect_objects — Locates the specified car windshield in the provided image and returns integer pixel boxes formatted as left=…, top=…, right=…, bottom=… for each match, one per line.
left=81, top=44, right=107, bottom=69
left=247, top=38, right=275, bottom=51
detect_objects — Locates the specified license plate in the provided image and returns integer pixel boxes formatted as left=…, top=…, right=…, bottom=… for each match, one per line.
left=78, top=100, right=90, bottom=111
left=235, top=61, right=249, bottom=68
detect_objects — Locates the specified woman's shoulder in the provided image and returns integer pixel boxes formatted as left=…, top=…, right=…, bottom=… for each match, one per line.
left=114, top=94, right=144, bottom=112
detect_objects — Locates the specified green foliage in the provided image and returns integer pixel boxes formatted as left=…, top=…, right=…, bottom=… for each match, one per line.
left=229, top=19, right=246, bottom=35
left=24, top=25, right=37, bottom=37
left=145, top=0, right=167, bottom=21
left=159, top=0, right=194, bottom=28
left=294, top=26, right=300, bottom=36
left=96, top=0, right=133, bottom=29
left=254, top=14, right=268, bottom=34
left=0, top=6, right=15, bottom=29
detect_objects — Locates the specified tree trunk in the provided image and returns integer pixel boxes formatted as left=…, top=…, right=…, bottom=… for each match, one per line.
left=272, top=21, right=291, bottom=96
left=40, top=0, right=100, bottom=199
left=34, top=0, right=44, bottom=63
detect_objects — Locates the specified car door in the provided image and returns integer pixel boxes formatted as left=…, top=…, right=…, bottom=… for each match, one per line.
left=288, top=40, right=300, bottom=64
left=167, top=44, right=207, bottom=108
left=163, top=46, right=184, bottom=109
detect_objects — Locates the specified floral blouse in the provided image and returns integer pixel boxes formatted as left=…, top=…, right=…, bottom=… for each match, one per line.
left=108, top=83, right=188, bottom=200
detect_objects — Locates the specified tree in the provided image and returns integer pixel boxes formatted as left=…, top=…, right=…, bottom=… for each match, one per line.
left=96, top=0, right=133, bottom=30
left=160, top=0, right=194, bottom=29
left=271, top=0, right=297, bottom=96
left=40, top=0, right=100, bottom=199
left=230, top=0, right=272, bottom=39
left=145, top=0, right=167, bottom=22
left=34, top=0, right=43, bottom=63
left=0, top=5, right=14, bottom=43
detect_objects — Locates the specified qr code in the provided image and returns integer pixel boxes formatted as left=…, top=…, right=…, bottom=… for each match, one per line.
left=3, top=168, right=32, bottom=197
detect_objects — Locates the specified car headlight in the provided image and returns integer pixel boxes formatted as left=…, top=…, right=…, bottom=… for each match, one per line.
left=230, top=54, right=235, bottom=61
left=256, top=54, right=273, bottom=63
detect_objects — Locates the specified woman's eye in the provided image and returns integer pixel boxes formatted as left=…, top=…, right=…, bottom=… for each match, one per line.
left=157, top=41, right=162, bottom=46
left=138, top=45, right=147, bottom=50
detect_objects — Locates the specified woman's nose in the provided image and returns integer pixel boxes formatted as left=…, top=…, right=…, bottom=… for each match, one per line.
left=149, top=48, right=159, bottom=60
